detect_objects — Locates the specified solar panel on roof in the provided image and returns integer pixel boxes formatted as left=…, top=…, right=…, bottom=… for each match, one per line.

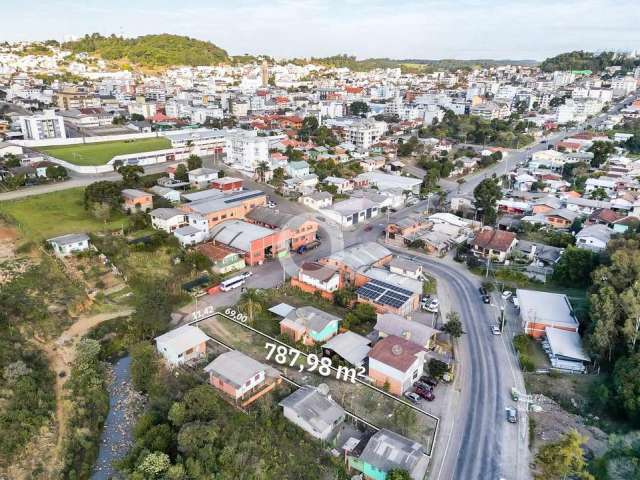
left=368, top=279, right=413, bottom=297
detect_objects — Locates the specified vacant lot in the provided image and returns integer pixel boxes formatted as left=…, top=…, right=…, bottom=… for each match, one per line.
left=37, top=137, right=172, bottom=165
left=0, top=188, right=127, bottom=239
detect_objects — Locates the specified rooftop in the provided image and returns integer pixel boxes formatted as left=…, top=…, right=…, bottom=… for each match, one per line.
left=204, top=350, right=273, bottom=388
left=368, top=335, right=424, bottom=372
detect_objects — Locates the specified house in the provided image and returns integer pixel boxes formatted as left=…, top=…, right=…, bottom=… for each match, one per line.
left=291, top=261, right=342, bottom=299
left=279, top=385, right=346, bottom=441
left=347, top=429, right=429, bottom=480
left=299, top=191, right=333, bottom=210
left=155, top=325, right=209, bottom=366
left=149, top=185, right=182, bottom=203
left=324, top=176, right=354, bottom=194
left=575, top=224, right=613, bottom=252
left=188, top=167, right=219, bottom=189
left=204, top=350, right=278, bottom=402
left=286, top=160, right=311, bottom=178
left=196, top=242, right=246, bottom=274
left=47, top=233, right=90, bottom=257
left=389, top=257, right=423, bottom=280
left=470, top=228, right=517, bottom=262
left=174, top=225, right=207, bottom=247
left=356, top=171, right=422, bottom=194
left=356, top=278, right=420, bottom=316
left=321, top=242, right=392, bottom=285
left=121, top=189, right=153, bottom=213
left=321, top=197, right=380, bottom=228
left=210, top=176, right=243, bottom=192
left=374, top=313, right=439, bottom=350
left=517, top=289, right=579, bottom=338
left=322, top=331, right=371, bottom=367
left=367, top=335, right=426, bottom=395
left=149, top=208, right=187, bottom=233
left=283, top=174, right=319, bottom=195
left=544, top=326, right=590, bottom=373
left=279, top=306, right=341, bottom=345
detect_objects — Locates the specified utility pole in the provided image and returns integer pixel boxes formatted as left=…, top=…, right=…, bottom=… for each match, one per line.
left=500, top=306, right=506, bottom=332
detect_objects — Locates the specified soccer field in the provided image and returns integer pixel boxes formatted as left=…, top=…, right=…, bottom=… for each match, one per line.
left=36, top=137, right=172, bottom=166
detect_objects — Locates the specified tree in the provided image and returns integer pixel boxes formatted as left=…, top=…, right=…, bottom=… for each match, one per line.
left=187, top=154, right=202, bottom=171
left=129, top=278, right=173, bottom=340
left=84, top=180, right=122, bottom=211
left=349, top=101, right=370, bottom=117
left=552, top=246, right=599, bottom=287
left=428, top=358, right=449, bottom=379
left=387, top=470, right=412, bottom=480
left=136, top=452, right=171, bottom=479
left=589, top=284, right=622, bottom=363
left=45, top=165, right=68, bottom=179
left=613, top=353, right=640, bottom=424
left=255, top=161, right=270, bottom=183
left=174, top=164, right=188, bottom=182
left=118, top=165, right=144, bottom=187
left=333, top=288, right=356, bottom=308
left=588, top=140, right=616, bottom=168
left=535, top=429, right=595, bottom=480
left=130, top=113, right=145, bottom=122
left=130, top=342, right=159, bottom=394
left=473, top=178, right=503, bottom=225
left=238, top=289, right=264, bottom=323
left=442, top=312, right=464, bottom=339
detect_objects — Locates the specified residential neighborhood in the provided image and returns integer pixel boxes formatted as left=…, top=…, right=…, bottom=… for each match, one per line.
left=2, top=9, right=640, bottom=480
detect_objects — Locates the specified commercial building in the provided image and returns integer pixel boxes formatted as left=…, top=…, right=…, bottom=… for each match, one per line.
left=208, top=219, right=289, bottom=265
left=517, top=289, right=580, bottom=338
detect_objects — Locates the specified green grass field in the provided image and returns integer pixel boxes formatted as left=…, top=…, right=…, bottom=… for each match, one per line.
left=36, top=137, right=172, bottom=166
left=0, top=188, right=127, bottom=239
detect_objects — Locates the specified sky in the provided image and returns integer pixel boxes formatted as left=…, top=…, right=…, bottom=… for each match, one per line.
left=5, top=0, right=640, bottom=60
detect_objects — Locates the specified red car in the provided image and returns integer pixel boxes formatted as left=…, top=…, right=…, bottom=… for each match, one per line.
left=415, top=386, right=435, bottom=401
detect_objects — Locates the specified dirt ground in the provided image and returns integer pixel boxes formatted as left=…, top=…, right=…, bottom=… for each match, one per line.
left=530, top=394, right=608, bottom=459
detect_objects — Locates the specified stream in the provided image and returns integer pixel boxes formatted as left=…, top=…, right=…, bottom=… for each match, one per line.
left=91, top=355, right=138, bottom=480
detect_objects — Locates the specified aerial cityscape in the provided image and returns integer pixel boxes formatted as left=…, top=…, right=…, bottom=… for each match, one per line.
left=1, top=2, right=640, bottom=480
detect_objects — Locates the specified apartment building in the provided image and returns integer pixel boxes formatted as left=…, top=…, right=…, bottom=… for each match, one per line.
left=225, top=131, right=270, bottom=171
left=18, top=110, right=67, bottom=140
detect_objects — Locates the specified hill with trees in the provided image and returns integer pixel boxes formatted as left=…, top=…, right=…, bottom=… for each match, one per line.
left=539, top=50, right=640, bottom=73
left=62, top=33, right=229, bottom=67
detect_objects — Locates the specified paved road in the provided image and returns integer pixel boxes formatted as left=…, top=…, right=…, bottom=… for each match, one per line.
left=386, top=250, right=530, bottom=480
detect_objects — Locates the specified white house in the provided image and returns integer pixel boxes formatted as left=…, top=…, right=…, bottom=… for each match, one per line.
left=286, top=160, right=310, bottom=178
left=323, top=176, right=353, bottom=194
left=299, top=191, right=333, bottom=210
left=188, top=167, right=219, bottom=189
left=575, top=224, right=614, bottom=252
left=149, top=208, right=188, bottom=233
left=279, top=385, right=345, bottom=441
left=47, top=233, right=90, bottom=257
left=155, top=325, right=210, bottom=366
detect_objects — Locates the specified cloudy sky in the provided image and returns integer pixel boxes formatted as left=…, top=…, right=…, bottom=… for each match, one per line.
left=5, top=0, right=639, bottom=60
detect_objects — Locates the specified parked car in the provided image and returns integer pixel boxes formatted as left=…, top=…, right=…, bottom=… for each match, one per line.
left=425, top=298, right=439, bottom=313
left=415, top=385, right=435, bottom=401
left=267, top=201, right=277, bottom=208
left=404, top=392, right=421, bottom=404
left=506, top=407, right=518, bottom=423
left=512, top=297, right=520, bottom=309
left=414, top=381, right=432, bottom=391
left=482, top=294, right=491, bottom=304
left=491, top=325, right=502, bottom=335
left=364, top=225, right=373, bottom=232
left=240, top=271, right=253, bottom=279
left=501, top=291, right=513, bottom=300
left=479, top=287, right=487, bottom=296
left=421, top=376, right=439, bottom=388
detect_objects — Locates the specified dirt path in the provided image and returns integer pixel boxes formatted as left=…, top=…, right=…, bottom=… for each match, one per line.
left=30, top=309, right=133, bottom=453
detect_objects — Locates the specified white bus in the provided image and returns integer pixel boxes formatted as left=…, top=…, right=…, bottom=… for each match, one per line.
left=219, top=275, right=246, bottom=292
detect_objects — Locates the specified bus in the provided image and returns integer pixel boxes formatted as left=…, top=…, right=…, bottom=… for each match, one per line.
left=219, top=275, right=246, bottom=292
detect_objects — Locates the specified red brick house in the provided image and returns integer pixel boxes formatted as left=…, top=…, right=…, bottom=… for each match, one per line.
left=470, top=228, right=517, bottom=262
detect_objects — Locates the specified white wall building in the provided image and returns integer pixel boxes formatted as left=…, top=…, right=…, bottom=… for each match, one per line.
left=225, top=131, right=269, bottom=171
left=19, top=110, right=67, bottom=140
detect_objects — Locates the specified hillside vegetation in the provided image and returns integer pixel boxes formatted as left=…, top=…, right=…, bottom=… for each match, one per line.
left=540, top=50, right=640, bottom=73
left=63, top=33, right=229, bottom=67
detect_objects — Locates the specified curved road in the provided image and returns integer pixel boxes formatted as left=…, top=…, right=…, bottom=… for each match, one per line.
left=385, top=248, right=530, bottom=480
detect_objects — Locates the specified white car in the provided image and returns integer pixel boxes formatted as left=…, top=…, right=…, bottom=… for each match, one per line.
left=267, top=201, right=277, bottom=208
left=491, top=325, right=502, bottom=335
left=240, top=271, right=253, bottom=279
left=501, top=291, right=513, bottom=300
left=426, top=298, right=439, bottom=313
